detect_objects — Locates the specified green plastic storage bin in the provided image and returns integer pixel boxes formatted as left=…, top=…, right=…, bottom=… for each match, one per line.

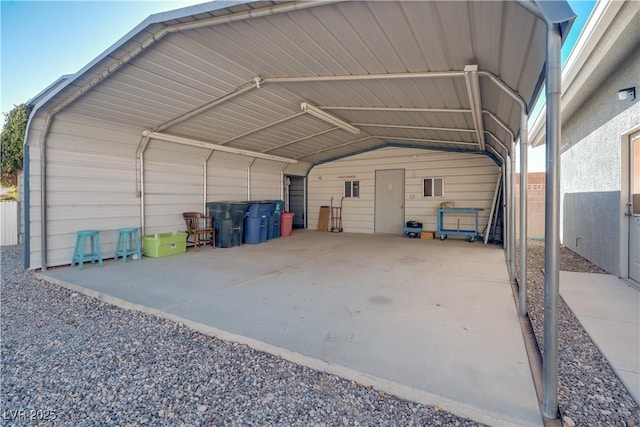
left=143, top=232, right=187, bottom=257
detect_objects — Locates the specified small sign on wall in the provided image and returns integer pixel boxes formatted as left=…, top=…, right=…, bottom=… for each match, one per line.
left=338, top=175, right=356, bottom=179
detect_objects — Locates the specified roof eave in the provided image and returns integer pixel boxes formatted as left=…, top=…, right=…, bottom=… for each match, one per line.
left=529, top=0, right=629, bottom=148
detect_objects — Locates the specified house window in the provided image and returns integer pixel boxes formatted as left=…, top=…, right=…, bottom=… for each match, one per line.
left=424, top=178, right=444, bottom=197
left=344, top=180, right=359, bottom=198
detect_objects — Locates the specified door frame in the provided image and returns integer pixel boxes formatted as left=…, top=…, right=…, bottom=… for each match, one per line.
left=284, top=174, right=306, bottom=229
left=620, top=125, right=640, bottom=285
left=374, top=168, right=405, bottom=234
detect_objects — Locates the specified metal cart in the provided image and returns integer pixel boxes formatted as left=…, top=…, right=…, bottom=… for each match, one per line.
left=437, top=208, right=482, bottom=242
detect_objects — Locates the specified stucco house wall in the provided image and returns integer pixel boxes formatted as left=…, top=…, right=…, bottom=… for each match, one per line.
left=560, top=55, right=640, bottom=275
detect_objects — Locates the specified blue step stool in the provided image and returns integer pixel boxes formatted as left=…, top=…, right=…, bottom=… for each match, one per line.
left=114, top=228, right=142, bottom=263
left=71, top=230, right=103, bottom=269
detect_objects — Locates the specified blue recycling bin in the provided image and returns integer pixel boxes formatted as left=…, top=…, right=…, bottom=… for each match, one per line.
left=244, top=202, right=269, bottom=244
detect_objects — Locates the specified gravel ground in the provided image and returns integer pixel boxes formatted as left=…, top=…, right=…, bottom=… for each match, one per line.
left=1, top=244, right=481, bottom=427
left=4, top=242, right=639, bottom=427
left=520, top=240, right=640, bottom=427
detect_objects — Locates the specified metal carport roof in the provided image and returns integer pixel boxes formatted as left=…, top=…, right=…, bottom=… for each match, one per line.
left=29, top=0, right=571, bottom=169
left=25, top=0, right=576, bottom=422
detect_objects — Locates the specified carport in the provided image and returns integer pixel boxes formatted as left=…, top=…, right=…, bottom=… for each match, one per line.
left=23, top=0, right=575, bottom=423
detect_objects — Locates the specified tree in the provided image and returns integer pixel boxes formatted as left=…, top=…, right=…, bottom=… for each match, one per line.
left=1, top=103, right=32, bottom=187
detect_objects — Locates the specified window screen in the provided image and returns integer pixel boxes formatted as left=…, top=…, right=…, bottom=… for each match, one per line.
left=424, top=178, right=444, bottom=197
left=345, top=180, right=359, bottom=198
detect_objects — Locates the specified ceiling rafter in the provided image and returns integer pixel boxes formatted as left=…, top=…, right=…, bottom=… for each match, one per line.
left=319, top=106, right=471, bottom=114
left=351, top=123, right=476, bottom=133
left=374, top=136, right=477, bottom=146
left=463, top=65, right=486, bottom=151
left=143, top=67, right=530, bottom=163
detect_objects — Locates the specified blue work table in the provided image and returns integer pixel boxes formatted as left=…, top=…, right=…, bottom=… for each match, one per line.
left=437, top=208, right=482, bottom=241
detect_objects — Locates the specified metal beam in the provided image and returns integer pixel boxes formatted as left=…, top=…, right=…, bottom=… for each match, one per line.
left=482, top=110, right=516, bottom=142
left=477, top=70, right=528, bottom=112
left=155, top=78, right=262, bottom=132
left=301, top=102, right=360, bottom=134
left=463, top=65, right=486, bottom=150
left=136, top=135, right=151, bottom=236
left=296, top=134, right=481, bottom=161
left=376, top=136, right=477, bottom=146
left=477, top=72, right=530, bottom=303
left=519, top=117, right=529, bottom=318
left=142, top=131, right=297, bottom=164
left=509, top=141, right=517, bottom=282
left=484, top=130, right=510, bottom=158
left=542, top=21, right=563, bottom=420
left=264, top=70, right=465, bottom=84
left=203, top=149, right=215, bottom=214
left=39, top=113, right=53, bottom=271
left=351, top=123, right=476, bottom=133
left=320, top=106, right=471, bottom=114
left=247, top=158, right=257, bottom=200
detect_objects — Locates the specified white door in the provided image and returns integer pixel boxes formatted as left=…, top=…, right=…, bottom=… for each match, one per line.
left=375, top=169, right=405, bottom=234
left=629, top=131, right=640, bottom=282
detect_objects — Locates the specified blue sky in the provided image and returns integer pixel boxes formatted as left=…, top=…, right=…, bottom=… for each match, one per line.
left=525, top=0, right=597, bottom=171
left=1, top=0, right=596, bottom=171
left=1, top=0, right=205, bottom=116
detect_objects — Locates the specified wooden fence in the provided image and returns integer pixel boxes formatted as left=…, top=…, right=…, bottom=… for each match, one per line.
left=1, top=201, right=19, bottom=246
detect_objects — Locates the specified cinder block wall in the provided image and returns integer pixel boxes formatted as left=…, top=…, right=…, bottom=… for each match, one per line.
left=515, top=172, right=546, bottom=239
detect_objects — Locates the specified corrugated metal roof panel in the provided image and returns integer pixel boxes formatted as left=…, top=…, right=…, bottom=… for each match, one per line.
left=30, top=0, right=576, bottom=167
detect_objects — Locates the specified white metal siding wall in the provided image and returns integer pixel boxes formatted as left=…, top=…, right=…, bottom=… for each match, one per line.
left=144, top=140, right=207, bottom=235
left=207, top=152, right=251, bottom=201
left=41, top=114, right=140, bottom=267
left=308, top=147, right=499, bottom=235
left=250, top=159, right=283, bottom=200
left=25, top=110, right=291, bottom=268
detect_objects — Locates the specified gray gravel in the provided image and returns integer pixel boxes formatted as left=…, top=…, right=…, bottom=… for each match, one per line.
left=521, top=240, right=640, bottom=427
left=1, top=244, right=480, bottom=427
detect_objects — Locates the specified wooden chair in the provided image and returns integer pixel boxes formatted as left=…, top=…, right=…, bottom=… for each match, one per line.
left=182, top=212, right=215, bottom=251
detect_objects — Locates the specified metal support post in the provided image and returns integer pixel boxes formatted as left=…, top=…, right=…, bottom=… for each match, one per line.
left=505, top=154, right=513, bottom=276
left=247, top=158, right=256, bottom=200
left=510, top=142, right=517, bottom=282
left=542, top=22, right=563, bottom=420
left=519, top=116, right=529, bottom=317
left=203, top=150, right=214, bottom=214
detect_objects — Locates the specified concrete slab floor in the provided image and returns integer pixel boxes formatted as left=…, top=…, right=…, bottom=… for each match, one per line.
left=41, top=231, right=541, bottom=426
left=560, top=271, right=640, bottom=405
